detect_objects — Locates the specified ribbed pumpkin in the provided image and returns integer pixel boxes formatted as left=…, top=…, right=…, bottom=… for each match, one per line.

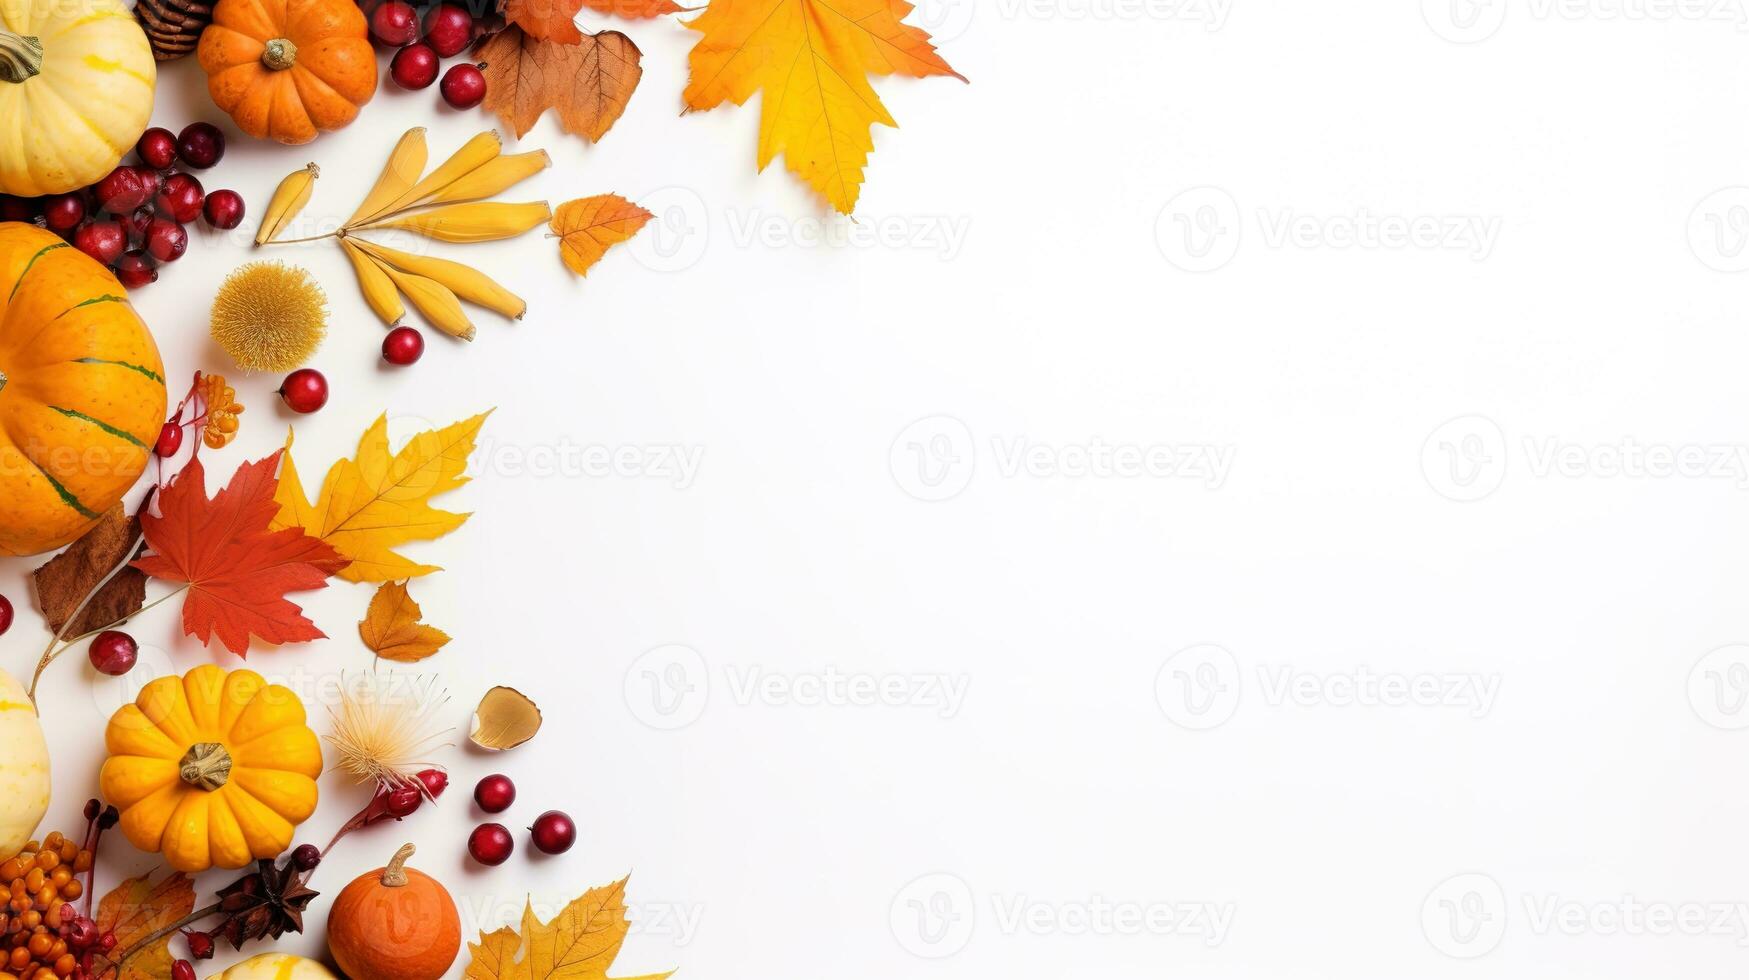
left=0, top=0, right=155, bottom=196
left=0, top=222, right=166, bottom=557
left=196, top=0, right=376, bottom=145
left=0, top=669, right=50, bottom=861
left=100, top=665, right=322, bottom=873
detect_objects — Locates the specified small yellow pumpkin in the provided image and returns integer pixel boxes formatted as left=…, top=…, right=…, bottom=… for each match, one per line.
left=100, top=665, right=321, bottom=873
left=0, top=0, right=155, bottom=196
left=0, top=668, right=49, bottom=859
left=208, top=953, right=336, bottom=979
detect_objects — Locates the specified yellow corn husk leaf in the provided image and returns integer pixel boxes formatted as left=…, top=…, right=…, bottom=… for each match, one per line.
left=340, top=238, right=405, bottom=326
left=351, top=238, right=525, bottom=320
left=349, top=127, right=429, bottom=225
left=362, top=201, right=553, bottom=242
left=385, top=130, right=503, bottom=215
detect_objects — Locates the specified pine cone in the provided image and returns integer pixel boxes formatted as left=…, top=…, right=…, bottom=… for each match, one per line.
left=135, top=0, right=213, bottom=62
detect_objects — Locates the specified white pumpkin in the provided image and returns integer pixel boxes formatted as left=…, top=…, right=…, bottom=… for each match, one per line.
left=209, top=954, right=338, bottom=980
left=0, top=669, right=48, bottom=859
left=0, top=0, right=155, bottom=196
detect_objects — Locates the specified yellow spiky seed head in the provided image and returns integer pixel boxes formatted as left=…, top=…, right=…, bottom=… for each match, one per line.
left=210, top=261, right=329, bottom=372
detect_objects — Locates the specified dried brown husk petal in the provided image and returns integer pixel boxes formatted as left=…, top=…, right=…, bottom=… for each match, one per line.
left=470, top=686, right=542, bottom=750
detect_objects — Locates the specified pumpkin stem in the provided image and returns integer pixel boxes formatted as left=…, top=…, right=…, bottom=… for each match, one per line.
left=0, top=29, right=44, bottom=84
left=178, top=742, right=233, bottom=791
left=381, top=843, right=416, bottom=887
left=261, top=37, right=298, bottom=71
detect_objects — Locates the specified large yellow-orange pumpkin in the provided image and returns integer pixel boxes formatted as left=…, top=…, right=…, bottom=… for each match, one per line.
left=0, top=222, right=166, bottom=556
left=197, top=0, right=377, bottom=145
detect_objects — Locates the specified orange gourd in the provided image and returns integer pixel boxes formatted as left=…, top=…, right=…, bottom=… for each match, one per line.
left=326, top=843, right=461, bottom=980
left=196, top=0, right=377, bottom=145
left=0, top=222, right=166, bottom=556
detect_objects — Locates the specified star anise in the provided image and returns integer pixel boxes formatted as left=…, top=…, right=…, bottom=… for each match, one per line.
left=196, top=858, right=319, bottom=954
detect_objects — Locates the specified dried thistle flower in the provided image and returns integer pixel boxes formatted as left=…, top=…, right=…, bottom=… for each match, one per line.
left=210, top=262, right=328, bottom=372
left=198, top=373, right=244, bottom=449
left=324, top=672, right=450, bottom=789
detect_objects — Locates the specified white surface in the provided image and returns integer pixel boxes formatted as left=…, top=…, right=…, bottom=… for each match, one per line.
left=6, top=0, right=1749, bottom=977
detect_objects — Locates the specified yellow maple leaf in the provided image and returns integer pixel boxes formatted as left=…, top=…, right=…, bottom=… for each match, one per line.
left=552, top=196, right=653, bottom=277
left=273, top=412, right=490, bottom=583
left=681, top=0, right=964, bottom=214
left=465, top=877, right=673, bottom=980
left=359, top=581, right=452, bottom=662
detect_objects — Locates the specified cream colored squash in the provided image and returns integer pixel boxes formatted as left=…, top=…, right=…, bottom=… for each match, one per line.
left=0, top=669, right=49, bottom=860
left=208, top=953, right=338, bottom=980
left=0, top=0, right=155, bottom=197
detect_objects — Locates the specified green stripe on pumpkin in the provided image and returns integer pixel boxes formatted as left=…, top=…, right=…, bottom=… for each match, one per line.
left=72, top=358, right=165, bottom=385
left=9, top=243, right=69, bottom=302
left=38, top=469, right=99, bottom=520
left=49, top=406, right=148, bottom=449
left=54, top=294, right=125, bottom=320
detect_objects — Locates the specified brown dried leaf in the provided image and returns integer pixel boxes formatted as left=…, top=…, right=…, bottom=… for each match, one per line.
left=505, top=0, right=678, bottom=40
left=471, top=686, right=542, bottom=750
left=478, top=25, right=642, bottom=142
left=359, top=581, right=452, bottom=662
left=551, top=195, right=652, bottom=277
left=31, top=504, right=146, bottom=637
left=92, top=872, right=196, bottom=980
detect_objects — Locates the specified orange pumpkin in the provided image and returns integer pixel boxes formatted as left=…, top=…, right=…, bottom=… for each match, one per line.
left=0, top=223, right=166, bottom=557
left=196, top=0, right=377, bottom=145
left=326, top=843, right=460, bottom=980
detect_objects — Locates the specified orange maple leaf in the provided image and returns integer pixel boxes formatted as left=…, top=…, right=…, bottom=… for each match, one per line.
left=135, top=452, right=348, bottom=655
left=682, top=0, right=963, bottom=213
left=551, top=195, right=652, bottom=277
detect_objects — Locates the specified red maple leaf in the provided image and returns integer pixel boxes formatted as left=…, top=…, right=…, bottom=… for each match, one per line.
left=134, top=452, right=348, bottom=655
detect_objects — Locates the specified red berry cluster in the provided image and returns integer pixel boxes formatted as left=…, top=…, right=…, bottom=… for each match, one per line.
left=371, top=1, right=488, bottom=109
left=467, top=774, right=576, bottom=865
left=0, top=124, right=243, bottom=290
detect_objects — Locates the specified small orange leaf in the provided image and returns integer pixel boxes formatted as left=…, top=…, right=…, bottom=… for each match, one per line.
left=551, top=195, right=652, bottom=277
left=359, top=581, right=452, bottom=662
left=92, top=872, right=195, bottom=980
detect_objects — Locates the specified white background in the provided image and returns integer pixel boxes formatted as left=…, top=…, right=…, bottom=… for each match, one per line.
left=6, top=0, right=1749, bottom=976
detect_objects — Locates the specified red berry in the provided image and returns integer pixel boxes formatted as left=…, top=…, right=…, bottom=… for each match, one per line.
left=440, top=63, right=487, bottom=109
left=382, top=325, right=424, bottom=365
left=74, top=220, right=126, bottom=265
left=137, top=127, right=179, bottom=171
left=63, top=916, right=98, bottom=950
left=89, top=631, right=138, bottom=676
left=416, top=768, right=448, bottom=798
left=135, top=168, right=163, bottom=205
left=146, top=217, right=188, bottom=262
left=278, top=368, right=328, bottom=413
left=529, top=810, right=576, bottom=855
left=0, top=195, right=38, bottom=222
left=158, top=173, right=205, bottom=223
left=0, top=594, right=12, bottom=637
left=154, top=422, right=184, bottom=458
left=291, top=843, right=322, bottom=870
left=171, top=960, right=196, bottom=980
left=468, top=823, right=514, bottom=865
left=423, top=3, right=473, bottom=56
left=182, top=931, right=214, bottom=960
left=41, top=193, right=84, bottom=232
left=391, top=42, right=439, bottom=89
left=94, top=167, right=148, bottom=213
left=203, top=188, right=244, bottom=230
left=384, top=784, right=422, bottom=817
left=371, top=1, right=419, bottom=45
left=126, top=206, right=155, bottom=242
left=473, top=774, right=515, bottom=813
left=176, top=122, right=225, bottom=169
left=114, top=250, right=157, bottom=288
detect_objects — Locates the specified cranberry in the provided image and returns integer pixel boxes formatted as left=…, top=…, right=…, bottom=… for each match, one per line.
left=154, top=422, right=184, bottom=458
left=391, top=42, right=439, bottom=89
left=135, top=168, right=162, bottom=205
left=126, top=206, right=155, bottom=242
left=416, top=768, right=448, bottom=798
left=423, top=3, right=473, bottom=56
left=136, top=127, right=179, bottom=170
left=203, top=188, right=244, bottom=230
left=290, top=843, right=321, bottom=870
left=0, top=594, right=12, bottom=637
left=0, top=195, right=38, bottom=222
left=176, top=122, right=225, bottom=169
left=473, top=774, right=515, bottom=813
left=440, top=63, right=487, bottom=109
left=468, top=823, right=514, bottom=865
left=278, top=368, right=328, bottom=414
left=182, top=930, right=214, bottom=960
left=529, top=810, right=576, bottom=855
left=157, top=173, right=204, bottom=223
left=145, top=217, right=187, bottom=263
left=371, top=1, right=419, bottom=45
left=94, top=167, right=148, bottom=213
left=41, top=193, right=84, bottom=232
left=88, top=631, right=138, bottom=676
left=382, top=325, right=424, bottom=365
left=114, top=250, right=157, bottom=288
left=74, top=220, right=126, bottom=265
left=171, top=960, right=196, bottom=980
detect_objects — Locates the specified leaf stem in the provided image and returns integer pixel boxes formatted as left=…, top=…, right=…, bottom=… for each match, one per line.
left=28, top=586, right=188, bottom=700
left=260, top=231, right=340, bottom=245
left=111, top=901, right=222, bottom=968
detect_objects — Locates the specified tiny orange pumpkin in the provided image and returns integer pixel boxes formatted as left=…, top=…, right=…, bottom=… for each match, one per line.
left=327, top=843, right=460, bottom=980
left=196, top=0, right=377, bottom=145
